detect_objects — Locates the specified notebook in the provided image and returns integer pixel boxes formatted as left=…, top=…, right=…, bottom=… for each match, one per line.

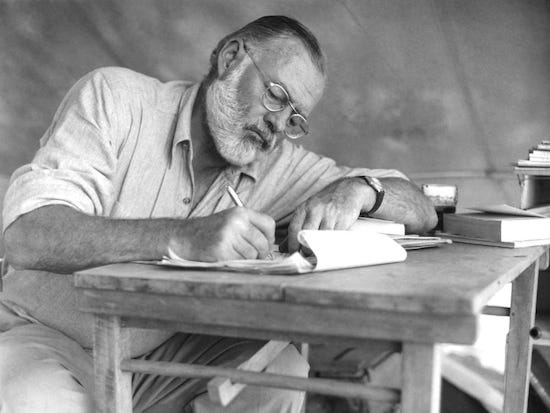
left=160, top=230, right=407, bottom=275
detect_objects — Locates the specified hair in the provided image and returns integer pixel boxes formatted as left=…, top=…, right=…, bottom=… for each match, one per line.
left=205, top=15, right=326, bottom=83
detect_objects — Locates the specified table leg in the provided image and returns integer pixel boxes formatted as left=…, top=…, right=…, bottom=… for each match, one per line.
left=504, top=261, right=539, bottom=413
left=401, top=342, right=441, bottom=413
left=93, top=315, right=132, bottom=413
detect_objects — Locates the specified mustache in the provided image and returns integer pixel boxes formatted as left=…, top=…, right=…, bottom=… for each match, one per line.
left=245, top=125, right=275, bottom=150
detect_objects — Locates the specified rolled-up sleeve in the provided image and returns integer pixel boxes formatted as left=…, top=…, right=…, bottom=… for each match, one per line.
left=3, top=69, right=120, bottom=232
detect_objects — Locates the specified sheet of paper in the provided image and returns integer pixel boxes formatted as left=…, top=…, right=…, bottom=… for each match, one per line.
left=162, top=249, right=315, bottom=275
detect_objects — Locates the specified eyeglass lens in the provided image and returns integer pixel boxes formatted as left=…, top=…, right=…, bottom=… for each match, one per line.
left=263, top=84, right=308, bottom=139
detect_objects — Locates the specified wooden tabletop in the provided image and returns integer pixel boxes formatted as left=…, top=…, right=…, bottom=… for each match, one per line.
left=75, top=244, right=546, bottom=345
left=75, top=244, right=544, bottom=314
left=76, top=243, right=545, bottom=316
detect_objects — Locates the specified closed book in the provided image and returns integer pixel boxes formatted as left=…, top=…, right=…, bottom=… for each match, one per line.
left=443, top=213, right=550, bottom=242
left=517, top=159, right=550, bottom=168
left=530, top=155, right=550, bottom=162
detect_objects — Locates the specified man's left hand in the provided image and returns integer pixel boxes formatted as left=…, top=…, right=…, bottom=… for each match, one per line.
left=286, top=178, right=373, bottom=253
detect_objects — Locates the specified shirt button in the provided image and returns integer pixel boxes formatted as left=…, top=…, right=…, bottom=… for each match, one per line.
left=182, top=197, right=191, bottom=205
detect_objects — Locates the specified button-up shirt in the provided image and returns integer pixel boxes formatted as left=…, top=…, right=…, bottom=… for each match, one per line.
left=1, top=67, right=406, bottom=356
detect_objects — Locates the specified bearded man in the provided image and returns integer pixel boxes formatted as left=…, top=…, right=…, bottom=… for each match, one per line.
left=0, top=15, right=437, bottom=413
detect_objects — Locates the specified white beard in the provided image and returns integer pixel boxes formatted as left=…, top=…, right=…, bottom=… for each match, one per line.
left=205, top=64, right=274, bottom=167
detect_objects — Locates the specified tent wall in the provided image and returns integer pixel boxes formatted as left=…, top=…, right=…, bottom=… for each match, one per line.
left=1, top=0, right=549, bottom=209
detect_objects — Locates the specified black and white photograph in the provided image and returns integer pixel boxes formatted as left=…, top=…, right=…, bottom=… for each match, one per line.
left=0, top=1, right=549, bottom=412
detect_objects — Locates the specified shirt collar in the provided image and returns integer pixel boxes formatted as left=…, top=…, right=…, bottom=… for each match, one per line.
left=171, top=82, right=264, bottom=182
left=171, top=83, right=199, bottom=160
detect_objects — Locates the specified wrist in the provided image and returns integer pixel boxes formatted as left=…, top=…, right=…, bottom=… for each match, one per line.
left=361, top=176, right=385, bottom=215
left=163, top=219, right=189, bottom=258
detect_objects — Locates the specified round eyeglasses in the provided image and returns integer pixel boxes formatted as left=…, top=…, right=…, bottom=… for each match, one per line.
left=244, top=44, right=309, bottom=139
left=262, top=82, right=309, bottom=139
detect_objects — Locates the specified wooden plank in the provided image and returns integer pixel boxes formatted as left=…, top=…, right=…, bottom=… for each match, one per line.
left=78, top=289, right=478, bottom=344
left=93, top=315, right=132, bottom=413
left=121, top=359, right=400, bottom=403
left=482, top=305, right=510, bottom=316
left=504, top=261, right=539, bottom=413
left=284, top=244, right=545, bottom=314
left=123, top=316, right=397, bottom=348
left=401, top=342, right=441, bottom=413
left=76, top=262, right=288, bottom=301
left=207, top=340, right=289, bottom=406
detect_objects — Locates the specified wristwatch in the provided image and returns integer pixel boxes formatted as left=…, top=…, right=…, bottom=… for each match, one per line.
left=363, top=176, right=385, bottom=215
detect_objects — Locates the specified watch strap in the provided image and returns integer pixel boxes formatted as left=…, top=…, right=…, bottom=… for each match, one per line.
left=363, top=176, right=385, bottom=215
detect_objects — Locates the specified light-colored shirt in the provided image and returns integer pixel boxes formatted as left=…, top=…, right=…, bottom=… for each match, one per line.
left=1, top=67, right=406, bottom=356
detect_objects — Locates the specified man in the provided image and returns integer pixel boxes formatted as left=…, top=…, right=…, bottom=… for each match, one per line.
left=0, top=15, right=437, bottom=413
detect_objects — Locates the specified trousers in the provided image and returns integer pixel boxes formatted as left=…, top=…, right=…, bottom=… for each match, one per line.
left=0, top=301, right=307, bottom=413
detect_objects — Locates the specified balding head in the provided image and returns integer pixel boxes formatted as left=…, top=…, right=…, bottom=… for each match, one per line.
left=205, top=15, right=326, bottom=84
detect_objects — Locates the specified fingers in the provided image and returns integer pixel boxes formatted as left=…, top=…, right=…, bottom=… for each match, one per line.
left=226, top=207, right=274, bottom=259
left=334, top=212, right=358, bottom=230
left=232, top=237, right=261, bottom=260
left=287, top=201, right=361, bottom=253
left=244, top=208, right=276, bottom=245
left=240, top=225, right=272, bottom=259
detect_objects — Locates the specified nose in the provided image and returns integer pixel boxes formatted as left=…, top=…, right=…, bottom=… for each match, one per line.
left=263, top=107, right=291, bottom=135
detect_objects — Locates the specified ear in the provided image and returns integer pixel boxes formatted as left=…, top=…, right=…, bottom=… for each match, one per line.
left=216, top=39, right=246, bottom=79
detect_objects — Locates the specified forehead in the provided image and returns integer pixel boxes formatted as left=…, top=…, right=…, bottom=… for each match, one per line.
left=254, top=38, right=325, bottom=113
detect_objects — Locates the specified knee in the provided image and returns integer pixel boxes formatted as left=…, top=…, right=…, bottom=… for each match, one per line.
left=0, top=358, right=94, bottom=413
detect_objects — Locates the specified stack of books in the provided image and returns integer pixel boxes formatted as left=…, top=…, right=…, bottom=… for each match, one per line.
left=517, top=140, right=550, bottom=168
left=439, top=204, right=550, bottom=248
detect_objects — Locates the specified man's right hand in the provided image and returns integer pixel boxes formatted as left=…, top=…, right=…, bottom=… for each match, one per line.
left=169, top=207, right=275, bottom=262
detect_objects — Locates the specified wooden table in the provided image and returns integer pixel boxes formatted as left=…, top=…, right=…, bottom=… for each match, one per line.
left=75, top=243, right=547, bottom=413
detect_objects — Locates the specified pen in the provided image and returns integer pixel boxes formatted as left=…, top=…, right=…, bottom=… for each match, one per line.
left=226, top=185, right=244, bottom=207
left=226, top=185, right=273, bottom=259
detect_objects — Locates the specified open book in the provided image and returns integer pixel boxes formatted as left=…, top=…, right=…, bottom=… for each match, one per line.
left=160, top=229, right=407, bottom=275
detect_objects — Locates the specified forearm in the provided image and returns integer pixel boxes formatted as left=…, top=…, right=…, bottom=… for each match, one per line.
left=368, top=177, right=438, bottom=234
left=4, top=205, right=176, bottom=273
